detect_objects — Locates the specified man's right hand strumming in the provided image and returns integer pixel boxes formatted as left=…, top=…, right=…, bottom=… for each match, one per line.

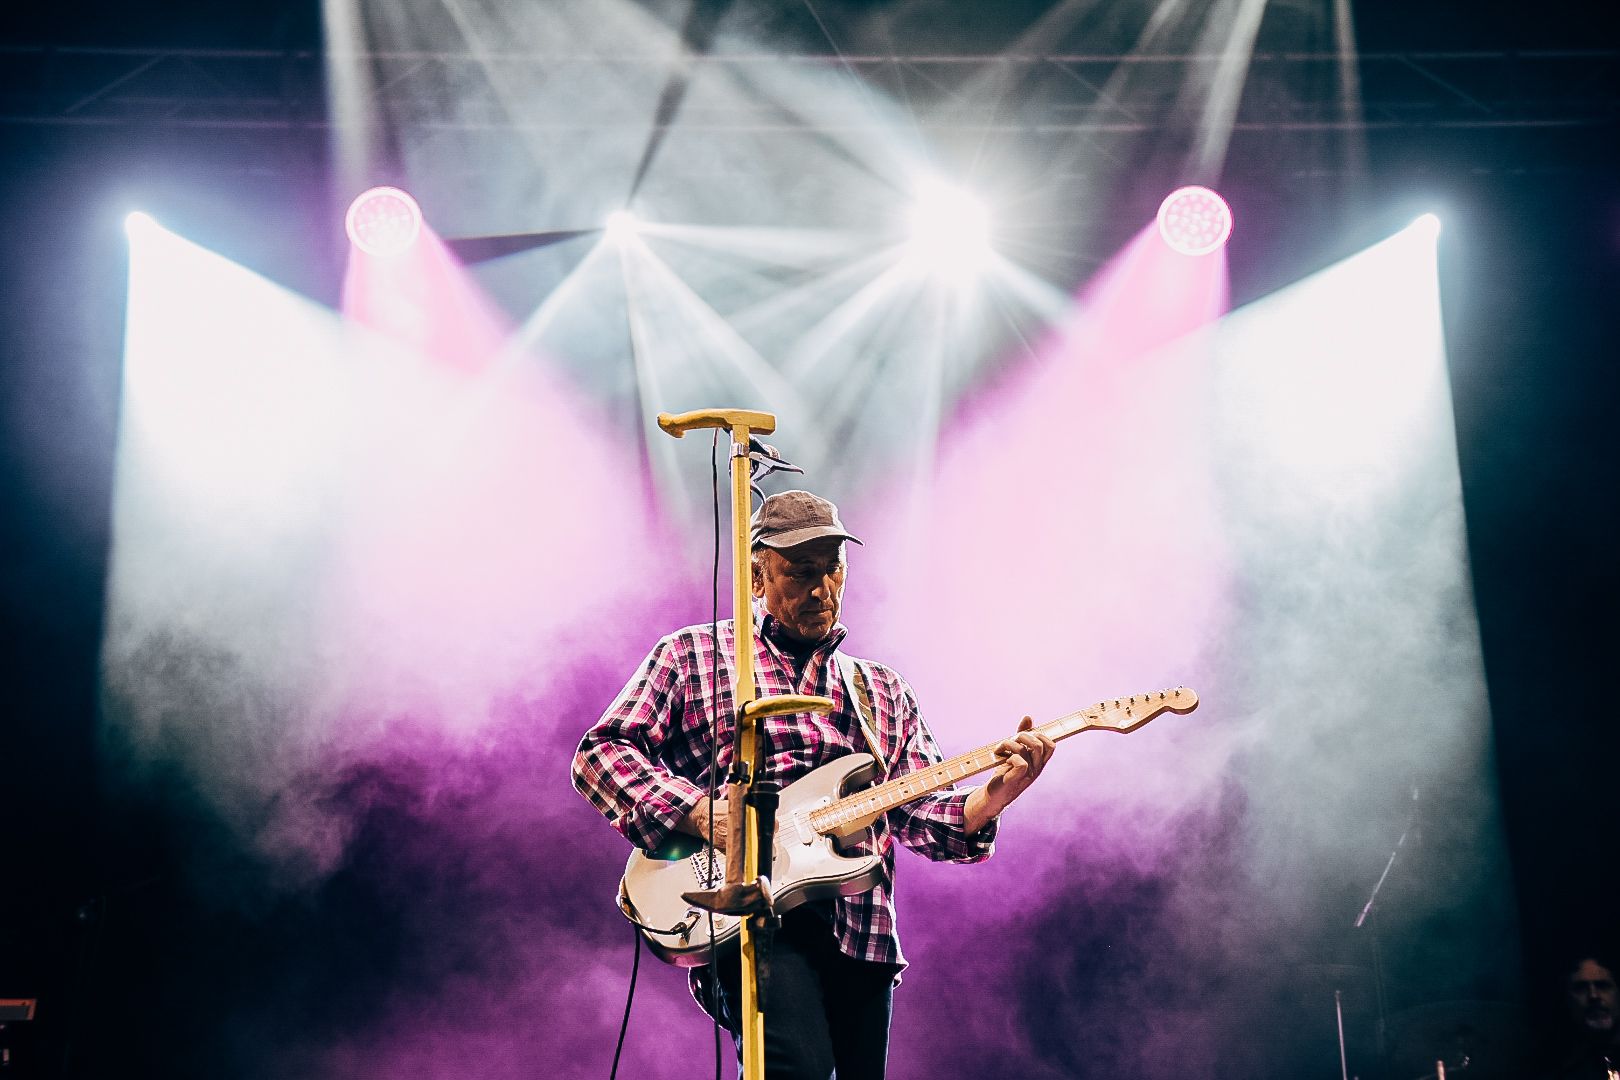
left=679, top=795, right=729, bottom=851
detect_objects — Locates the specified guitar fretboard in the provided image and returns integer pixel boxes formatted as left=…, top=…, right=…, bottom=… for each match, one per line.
left=805, top=688, right=1192, bottom=836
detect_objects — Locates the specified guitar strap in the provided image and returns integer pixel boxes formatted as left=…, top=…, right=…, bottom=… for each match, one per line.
left=835, top=652, right=888, bottom=777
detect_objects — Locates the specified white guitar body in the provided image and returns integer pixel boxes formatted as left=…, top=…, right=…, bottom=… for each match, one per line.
left=619, top=753, right=883, bottom=967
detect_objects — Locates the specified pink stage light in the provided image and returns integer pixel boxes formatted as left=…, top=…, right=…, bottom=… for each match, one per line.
left=1157, top=186, right=1233, bottom=256
left=345, top=186, right=423, bottom=257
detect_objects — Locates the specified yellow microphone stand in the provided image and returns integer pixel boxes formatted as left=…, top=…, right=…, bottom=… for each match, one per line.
left=656, top=408, right=834, bottom=1080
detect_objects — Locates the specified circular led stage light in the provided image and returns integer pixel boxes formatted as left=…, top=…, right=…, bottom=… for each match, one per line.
left=345, top=186, right=423, bottom=257
left=1157, top=186, right=1233, bottom=256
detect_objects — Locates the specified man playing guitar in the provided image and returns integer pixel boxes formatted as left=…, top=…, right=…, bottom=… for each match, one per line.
left=572, top=490, right=1055, bottom=1079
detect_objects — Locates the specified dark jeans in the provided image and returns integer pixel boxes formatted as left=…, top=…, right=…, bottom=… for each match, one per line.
left=708, top=907, right=895, bottom=1080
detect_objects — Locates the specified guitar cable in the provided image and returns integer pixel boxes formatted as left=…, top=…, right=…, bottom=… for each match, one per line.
left=608, top=922, right=641, bottom=1080
left=616, top=878, right=701, bottom=936
left=608, top=432, right=729, bottom=1080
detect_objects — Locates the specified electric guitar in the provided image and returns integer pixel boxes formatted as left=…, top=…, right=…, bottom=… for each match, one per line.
left=617, top=686, right=1199, bottom=966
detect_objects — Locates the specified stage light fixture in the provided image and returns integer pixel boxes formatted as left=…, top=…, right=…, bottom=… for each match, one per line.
left=905, top=179, right=992, bottom=277
left=345, top=186, right=423, bottom=258
left=1157, top=186, right=1233, bottom=256
left=603, top=210, right=639, bottom=243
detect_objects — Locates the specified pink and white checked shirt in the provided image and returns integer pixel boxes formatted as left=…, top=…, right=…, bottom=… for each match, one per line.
left=572, top=602, right=998, bottom=970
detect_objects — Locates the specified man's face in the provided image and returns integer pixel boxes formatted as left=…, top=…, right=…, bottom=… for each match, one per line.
left=752, top=537, right=847, bottom=643
left=1567, top=959, right=1618, bottom=1038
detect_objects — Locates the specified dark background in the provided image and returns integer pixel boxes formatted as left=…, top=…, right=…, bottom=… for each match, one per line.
left=2, top=1, right=1617, bottom=1077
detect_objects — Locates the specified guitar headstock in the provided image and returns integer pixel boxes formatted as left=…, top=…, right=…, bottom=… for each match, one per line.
left=1080, top=687, right=1199, bottom=733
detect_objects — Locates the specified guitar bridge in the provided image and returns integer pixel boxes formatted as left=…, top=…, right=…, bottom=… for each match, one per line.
left=689, top=847, right=723, bottom=889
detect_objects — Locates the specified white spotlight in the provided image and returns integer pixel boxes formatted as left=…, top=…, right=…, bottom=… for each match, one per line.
left=124, top=211, right=157, bottom=237
left=905, top=179, right=992, bottom=278
left=604, top=210, right=639, bottom=243
left=1413, top=213, right=1442, bottom=238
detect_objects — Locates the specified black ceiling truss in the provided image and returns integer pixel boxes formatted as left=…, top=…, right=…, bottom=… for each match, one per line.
left=2, top=45, right=1614, bottom=135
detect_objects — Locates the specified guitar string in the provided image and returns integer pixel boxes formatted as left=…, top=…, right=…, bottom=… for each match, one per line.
left=806, top=708, right=1090, bottom=831
left=650, top=693, right=1187, bottom=959
left=805, top=691, right=1187, bottom=832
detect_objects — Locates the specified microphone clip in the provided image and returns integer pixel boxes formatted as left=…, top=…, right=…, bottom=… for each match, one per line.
left=747, top=439, right=804, bottom=502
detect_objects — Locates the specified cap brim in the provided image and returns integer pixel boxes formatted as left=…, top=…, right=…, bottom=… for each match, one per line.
left=754, top=525, right=863, bottom=550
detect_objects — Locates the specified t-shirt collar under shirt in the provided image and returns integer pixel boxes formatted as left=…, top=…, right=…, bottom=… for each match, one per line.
left=754, top=600, right=848, bottom=682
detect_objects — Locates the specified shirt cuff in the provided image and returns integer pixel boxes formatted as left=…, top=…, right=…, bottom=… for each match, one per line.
left=965, top=813, right=999, bottom=855
left=625, top=774, right=709, bottom=853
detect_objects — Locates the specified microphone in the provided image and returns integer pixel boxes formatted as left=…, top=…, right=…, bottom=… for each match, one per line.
left=747, top=438, right=804, bottom=502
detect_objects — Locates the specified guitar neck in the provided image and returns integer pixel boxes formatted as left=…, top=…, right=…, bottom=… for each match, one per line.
left=806, top=688, right=1196, bottom=837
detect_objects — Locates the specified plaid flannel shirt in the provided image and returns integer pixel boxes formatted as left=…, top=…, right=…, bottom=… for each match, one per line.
left=572, top=602, right=998, bottom=973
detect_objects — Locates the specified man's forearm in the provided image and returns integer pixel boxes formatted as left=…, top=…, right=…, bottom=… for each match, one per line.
left=962, top=786, right=1005, bottom=837
left=677, top=795, right=728, bottom=849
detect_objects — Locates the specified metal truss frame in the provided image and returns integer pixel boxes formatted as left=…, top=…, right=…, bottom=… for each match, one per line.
left=1, top=45, right=1614, bottom=134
